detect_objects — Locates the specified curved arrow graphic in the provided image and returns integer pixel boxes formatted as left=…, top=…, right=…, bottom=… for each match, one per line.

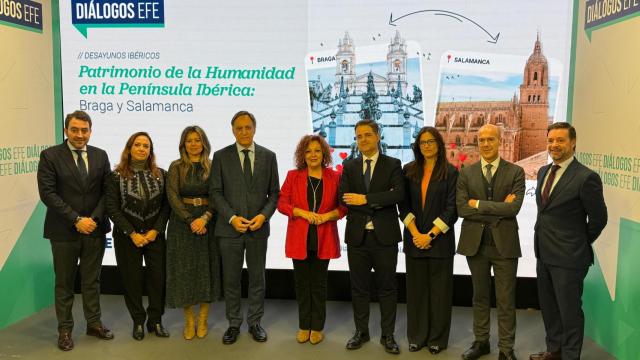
left=389, top=10, right=500, bottom=44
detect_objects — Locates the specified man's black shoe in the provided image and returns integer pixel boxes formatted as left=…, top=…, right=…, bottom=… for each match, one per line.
left=132, top=325, right=144, bottom=341
left=380, top=335, right=400, bottom=354
left=222, top=326, right=240, bottom=344
left=345, top=330, right=370, bottom=350
left=147, top=323, right=170, bottom=338
left=248, top=323, right=267, bottom=342
left=461, top=340, right=490, bottom=360
left=499, top=350, right=518, bottom=360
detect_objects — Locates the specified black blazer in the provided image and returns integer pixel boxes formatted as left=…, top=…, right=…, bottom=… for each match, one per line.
left=338, top=154, right=404, bottom=246
left=209, top=143, right=280, bottom=239
left=399, top=163, right=458, bottom=258
left=456, top=159, right=525, bottom=258
left=37, top=141, right=111, bottom=241
left=534, top=158, right=607, bottom=269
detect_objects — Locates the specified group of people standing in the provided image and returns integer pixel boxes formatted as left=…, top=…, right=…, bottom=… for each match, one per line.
left=37, top=110, right=607, bottom=360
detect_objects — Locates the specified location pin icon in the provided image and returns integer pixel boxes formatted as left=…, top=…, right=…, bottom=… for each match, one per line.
left=310, top=56, right=314, bottom=64
left=447, top=54, right=452, bottom=62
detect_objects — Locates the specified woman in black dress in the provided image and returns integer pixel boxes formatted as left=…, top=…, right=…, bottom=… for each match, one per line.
left=399, top=126, right=458, bottom=354
left=105, top=131, right=171, bottom=340
left=166, top=126, right=221, bottom=340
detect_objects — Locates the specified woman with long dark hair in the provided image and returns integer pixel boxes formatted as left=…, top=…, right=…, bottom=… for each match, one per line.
left=277, top=135, right=346, bottom=345
left=165, top=126, right=222, bottom=340
left=105, top=132, right=171, bottom=340
left=399, top=126, right=458, bottom=354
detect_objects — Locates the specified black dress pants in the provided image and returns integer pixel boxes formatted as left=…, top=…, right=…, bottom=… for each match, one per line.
left=218, top=234, right=268, bottom=327
left=347, top=230, right=398, bottom=336
left=405, top=255, right=453, bottom=348
left=536, top=260, right=588, bottom=360
left=113, top=232, right=166, bottom=326
left=292, top=252, right=329, bottom=331
left=50, top=234, right=106, bottom=331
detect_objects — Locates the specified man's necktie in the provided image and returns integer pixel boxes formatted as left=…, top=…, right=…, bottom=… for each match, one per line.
left=541, top=164, right=561, bottom=207
left=484, top=163, right=493, bottom=183
left=242, top=149, right=252, bottom=185
left=74, top=150, right=88, bottom=183
left=364, top=159, right=372, bottom=192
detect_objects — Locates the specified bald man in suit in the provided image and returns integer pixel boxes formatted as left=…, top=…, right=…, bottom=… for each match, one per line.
left=456, top=124, right=525, bottom=360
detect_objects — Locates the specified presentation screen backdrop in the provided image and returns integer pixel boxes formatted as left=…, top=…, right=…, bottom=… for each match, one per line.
left=59, top=0, right=574, bottom=276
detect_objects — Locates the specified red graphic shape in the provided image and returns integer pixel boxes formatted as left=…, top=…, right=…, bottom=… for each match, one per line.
left=339, top=152, right=348, bottom=160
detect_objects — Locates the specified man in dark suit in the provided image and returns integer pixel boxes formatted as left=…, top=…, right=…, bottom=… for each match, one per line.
left=339, top=119, right=404, bottom=354
left=456, top=124, right=525, bottom=360
left=37, top=110, right=114, bottom=351
left=529, top=122, right=607, bottom=360
left=210, top=110, right=280, bottom=344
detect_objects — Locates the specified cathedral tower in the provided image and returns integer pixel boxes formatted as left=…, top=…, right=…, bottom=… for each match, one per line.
left=519, top=33, right=550, bottom=160
left=386, top=30, right=407, bottom=95
left=335, top=31, right=356, bottom=93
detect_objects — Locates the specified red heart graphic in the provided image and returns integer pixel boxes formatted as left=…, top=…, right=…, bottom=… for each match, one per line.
left=330, top=148, right=334, bottom=153
left=339, top=152, right=348, bottom=160
left=335, top=164, right=343, bottom=173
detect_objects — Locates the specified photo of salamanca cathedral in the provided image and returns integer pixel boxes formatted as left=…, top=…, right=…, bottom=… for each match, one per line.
left=307, top=31, right=425, bottom=165
left=435, top=34, right=554, bottom=179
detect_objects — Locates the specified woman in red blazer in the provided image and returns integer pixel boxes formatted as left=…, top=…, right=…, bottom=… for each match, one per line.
left=277, top=135, right=346, bottom=345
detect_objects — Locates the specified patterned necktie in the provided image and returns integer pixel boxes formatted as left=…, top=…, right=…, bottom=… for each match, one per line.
left=485, top=163, right=493, bottom=183
left=541, top=164, right=561, bottom=206
left=74, top=150, right=88, bottom=183
left=242, top=149, right=252, bottom=185
left=364, top=159, right=372, bottom=192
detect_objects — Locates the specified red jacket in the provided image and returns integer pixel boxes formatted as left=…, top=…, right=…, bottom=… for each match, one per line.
left=277, top=168, right=346, bottom=260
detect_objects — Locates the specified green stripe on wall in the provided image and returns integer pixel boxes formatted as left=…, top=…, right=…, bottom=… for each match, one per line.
left=0, top=0, right=61, bottom=330
left=52, top=0, right=63, bottom=143
left=0, top=203, right=54, bottom=328
left=566, top=0, right=580, bottom=124
left=584, top=218, right=640, bottom=359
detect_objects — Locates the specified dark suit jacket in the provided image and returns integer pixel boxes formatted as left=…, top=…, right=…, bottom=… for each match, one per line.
left=399, top=163, right=458, bottom=258
left=210, top=143, right=280, bottom=239
left=456, top=158, right=525, bottom=258
left=534, top=158, right=607, bottom=269
left=37, top=141, right=111, bottom=241
left=338, top=154, right=404, bottom=246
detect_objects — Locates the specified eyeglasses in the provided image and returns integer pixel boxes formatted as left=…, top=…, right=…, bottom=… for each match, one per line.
left=419, top=139, right=437, bottom=147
